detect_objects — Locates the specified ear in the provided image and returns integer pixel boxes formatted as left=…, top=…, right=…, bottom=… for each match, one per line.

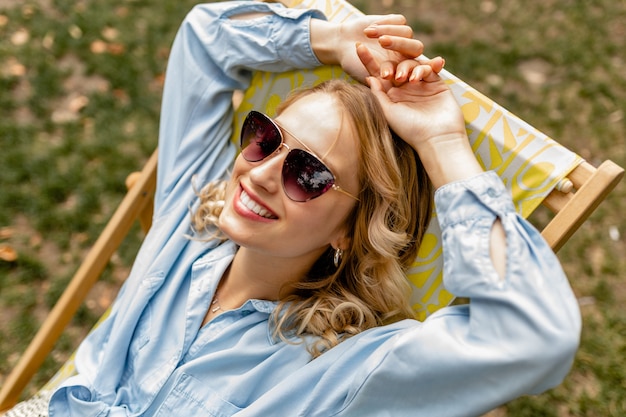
left=330, top=232, right=351, bottom=252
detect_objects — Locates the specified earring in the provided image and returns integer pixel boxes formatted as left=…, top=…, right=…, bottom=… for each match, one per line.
left=333, top=248, right=343, bottom=268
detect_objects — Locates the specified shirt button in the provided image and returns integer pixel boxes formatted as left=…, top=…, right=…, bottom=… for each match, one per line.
left=486, top=187, right=499, bottom=198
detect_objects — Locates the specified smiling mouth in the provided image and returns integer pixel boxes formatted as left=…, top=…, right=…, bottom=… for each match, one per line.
left=240, top=189, right=277, bottom=219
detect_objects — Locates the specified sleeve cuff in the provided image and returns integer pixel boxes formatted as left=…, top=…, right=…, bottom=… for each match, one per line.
left=434, top=171, right=516, bottom=230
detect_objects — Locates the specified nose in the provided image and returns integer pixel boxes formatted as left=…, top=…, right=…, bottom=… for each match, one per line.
left=246, top=147, right=285, bottom=195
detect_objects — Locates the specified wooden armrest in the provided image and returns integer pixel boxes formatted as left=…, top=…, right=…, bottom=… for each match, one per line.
left=542, top=160, right=624, bottom=251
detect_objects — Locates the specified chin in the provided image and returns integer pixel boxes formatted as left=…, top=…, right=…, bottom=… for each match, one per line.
left=217, top=206, right=247, bottom=245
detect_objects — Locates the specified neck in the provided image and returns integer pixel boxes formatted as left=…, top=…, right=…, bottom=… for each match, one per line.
left=217, top=246, right=323, bottom=308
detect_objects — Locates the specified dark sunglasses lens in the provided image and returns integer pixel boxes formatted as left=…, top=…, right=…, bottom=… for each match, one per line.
left=282, top=149, right=335, bottom=201
left=240, top=111, right=282, bottom=162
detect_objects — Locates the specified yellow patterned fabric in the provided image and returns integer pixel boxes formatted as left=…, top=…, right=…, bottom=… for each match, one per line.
left=37, top=0, right=582, bottom=395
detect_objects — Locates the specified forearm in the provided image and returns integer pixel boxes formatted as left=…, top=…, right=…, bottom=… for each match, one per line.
left=412, top=132, right=511, bottom=277
left=414, top=133, right=483, bottom=189
left=156, top=2, right=325, bottom=211
left=310, top=18, right=343, bottom=65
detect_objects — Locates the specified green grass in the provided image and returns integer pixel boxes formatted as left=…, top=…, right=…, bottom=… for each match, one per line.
left=1, top=0, right=625, bottom=415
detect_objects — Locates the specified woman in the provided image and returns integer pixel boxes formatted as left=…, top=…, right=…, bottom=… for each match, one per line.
left=44, top=1, right=580, bottom=416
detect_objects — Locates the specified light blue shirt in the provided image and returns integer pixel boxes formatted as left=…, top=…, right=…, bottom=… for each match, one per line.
left=48, top=2, right=581, bottom=416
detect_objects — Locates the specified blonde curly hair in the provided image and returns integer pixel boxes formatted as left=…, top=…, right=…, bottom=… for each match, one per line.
left=191, top=80, right=433, bottom=357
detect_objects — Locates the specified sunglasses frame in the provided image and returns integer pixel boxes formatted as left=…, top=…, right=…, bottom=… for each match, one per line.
left=240, top=111, right=360, bottom=202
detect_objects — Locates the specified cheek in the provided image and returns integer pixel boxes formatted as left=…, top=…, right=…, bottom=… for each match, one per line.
left=230, top=154, right=247, bottom=177
left=217, top=176, right=239, bottom=228
left=290, top=200, right=353, bottom=241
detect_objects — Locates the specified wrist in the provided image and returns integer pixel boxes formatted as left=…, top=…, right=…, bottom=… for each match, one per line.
left=413, top=134, right=483, bottom=189
left=310, top=18, right=340, bottom=65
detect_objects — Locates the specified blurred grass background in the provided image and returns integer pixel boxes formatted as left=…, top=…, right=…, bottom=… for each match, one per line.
left=0, top=0, right=624, bottom=415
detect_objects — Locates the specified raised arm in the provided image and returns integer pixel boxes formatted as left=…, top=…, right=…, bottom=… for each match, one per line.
left=342, top=39, right=582, bottom=415
left=155, top=1, right=421, bottom=215
left=155, top=2, right=326, bottom=214
left=357, top=43, right=510, bottom=276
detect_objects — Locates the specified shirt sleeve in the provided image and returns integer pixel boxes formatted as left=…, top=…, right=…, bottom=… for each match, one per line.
left=154, top=1, right=325, bottom=216
left=341, top=171, right=582, bottom=416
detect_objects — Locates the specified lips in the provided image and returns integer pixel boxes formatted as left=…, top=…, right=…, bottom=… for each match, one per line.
left=240, top=189, right=277, bottom=219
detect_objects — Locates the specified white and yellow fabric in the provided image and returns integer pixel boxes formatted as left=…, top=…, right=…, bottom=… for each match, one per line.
left=9, top=0, right=583, bottom=407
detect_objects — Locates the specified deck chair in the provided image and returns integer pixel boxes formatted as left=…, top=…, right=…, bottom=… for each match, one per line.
left=1, top=0, right=623, bottom=413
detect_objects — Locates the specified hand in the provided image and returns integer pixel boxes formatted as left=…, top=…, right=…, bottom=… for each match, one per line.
left=311, top=15, right=423, bottom=83
left=358, top=44, right=465, bottom=149
left=358, top=45, right=484, bottom=188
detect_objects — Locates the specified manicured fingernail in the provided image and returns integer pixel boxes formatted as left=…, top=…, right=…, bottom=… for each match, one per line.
left=395, top=71, right=405, bottom=81
left=378, top=36, right=392, bottom=47
left=364, top=25, right=377, bottom=35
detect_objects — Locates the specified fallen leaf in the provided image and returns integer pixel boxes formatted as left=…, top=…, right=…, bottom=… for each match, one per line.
left=21, top=4, right=35, bottom=18
left=102, top=27, right=119, bottom=41
left=115, top=6, right=129, bottom=18
left=0, top=227, right=15, bottom=240
left=68, top=24, right=82, bottom=39
left=68, top=95, right=89, bottom=113
left=42, top=32, right=55, bottom=50
left=30, top=233, right=43, bottom=248
left=8, top=59, right=27, bottom=77
left=113, top=88, right=129, bottom=104
left=0, top=244, right=18, bottom=262
left=90, top=39, right=107, bottom=54
left=107, top=43, right=125, bottom=55
left=11, top=28, right=30, bottom=46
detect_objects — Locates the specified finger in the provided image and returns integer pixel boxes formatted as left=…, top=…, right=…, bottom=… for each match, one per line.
left=394, top=60, right=420, bottom=83
left=364, top=23, right=413, bottom=39
left=355, top=43, right=381, bottom=77
left=409, top=63, right=441, bottom=83
left=429, top=56, right=446, bottom=73
left=379, top=60, right=398, bottom=80
left=368, top=14, right=407, bottom=26
left=365, top=76, right=391, bottom=104
left=406, top=56, right=446, bottom=82
left=365, top=77, right=397, bottom=124
left=379, top=36, right=424, bottom=58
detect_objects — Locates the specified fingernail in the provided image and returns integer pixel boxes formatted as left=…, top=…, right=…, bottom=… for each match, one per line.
left=378, top=36, right=392, bottom=47
left=364, top=25, right=377, bottom=35
left=395, top=71, right=405, bottom=81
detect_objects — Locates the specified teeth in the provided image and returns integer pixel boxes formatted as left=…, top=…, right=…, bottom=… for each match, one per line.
left=240, top=190, right=275, bottom=219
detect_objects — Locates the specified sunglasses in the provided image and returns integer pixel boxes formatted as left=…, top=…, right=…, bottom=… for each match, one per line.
left=240, top=111, right=360, bottom=202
